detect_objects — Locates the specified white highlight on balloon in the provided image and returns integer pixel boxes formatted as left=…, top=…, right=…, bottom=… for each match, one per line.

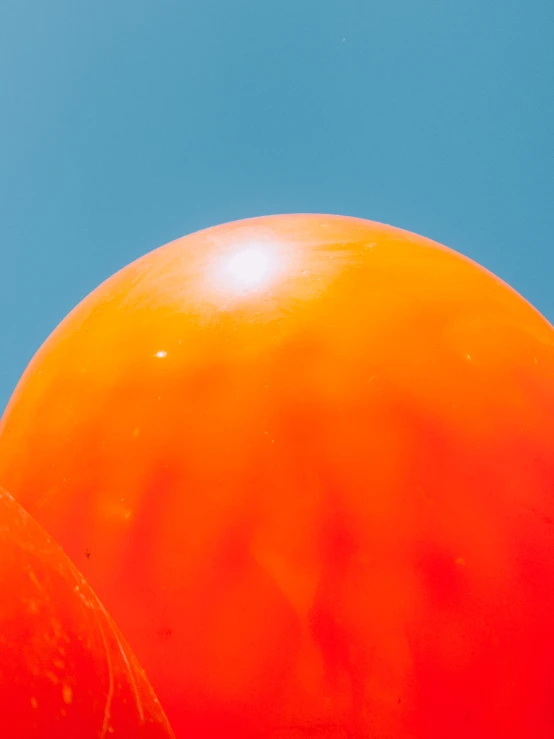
left=207, top=237, right=292, bottom=302
left=226, top=248, right=272, bottom=288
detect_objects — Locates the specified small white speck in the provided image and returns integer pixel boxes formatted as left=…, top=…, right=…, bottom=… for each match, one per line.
left=155, top=350, right=167, bottom=358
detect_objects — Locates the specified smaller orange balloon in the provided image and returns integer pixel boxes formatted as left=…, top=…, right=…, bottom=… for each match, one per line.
left=0, top=487, right=174, bottom=738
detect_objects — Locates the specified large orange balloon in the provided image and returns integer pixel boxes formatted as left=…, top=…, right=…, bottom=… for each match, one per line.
left=0, top=488, right=174, bottom=738
left=1, top=214, right=554, bottom=737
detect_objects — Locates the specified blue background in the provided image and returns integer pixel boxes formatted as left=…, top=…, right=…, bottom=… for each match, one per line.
left=1, top=0, right=552, bottom=413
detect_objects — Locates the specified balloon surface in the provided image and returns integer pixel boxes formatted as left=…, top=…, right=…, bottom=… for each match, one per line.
left=1, top=214, right=554, bottom=738
left=0, top=488, right=174, bottom=738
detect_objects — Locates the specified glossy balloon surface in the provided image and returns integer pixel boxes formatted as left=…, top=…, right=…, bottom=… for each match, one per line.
left=0, top=488, right=174, bottom=738
left=1, top=214, right=554, bottom=737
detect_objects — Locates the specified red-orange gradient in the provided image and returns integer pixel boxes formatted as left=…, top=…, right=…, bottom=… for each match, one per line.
left=1, top=214, right=554, bottom=737
left=0, top=488, right=174, bottom=738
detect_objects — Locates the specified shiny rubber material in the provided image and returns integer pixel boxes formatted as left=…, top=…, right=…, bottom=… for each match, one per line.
left=1, top=214, right=554, bottom=737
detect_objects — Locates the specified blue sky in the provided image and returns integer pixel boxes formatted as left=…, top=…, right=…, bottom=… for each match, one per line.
left=1, top=0, right=552, bottom=412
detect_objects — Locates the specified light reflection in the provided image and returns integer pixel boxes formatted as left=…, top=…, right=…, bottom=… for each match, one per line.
left=205, top=236, right=297, bottom=304
left=155, top=350, right=167, bottom=358
left=226, top=248, right=272, bottom=288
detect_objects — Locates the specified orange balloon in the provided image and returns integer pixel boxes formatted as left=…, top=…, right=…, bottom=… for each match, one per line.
left=0, top=488, right=174, bottom=738
left=1, top=214, right=554, bottom=738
